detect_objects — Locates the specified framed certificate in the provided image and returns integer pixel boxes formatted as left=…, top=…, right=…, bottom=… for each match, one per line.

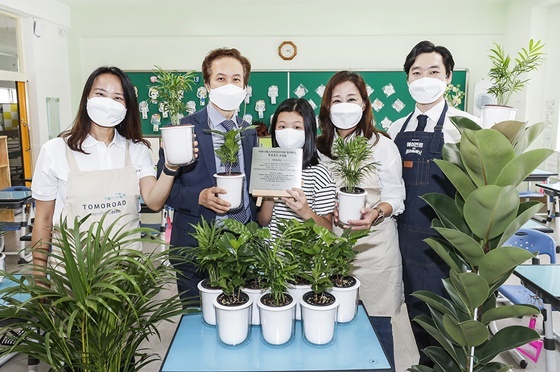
left=249, top=148, right=302, bottom=197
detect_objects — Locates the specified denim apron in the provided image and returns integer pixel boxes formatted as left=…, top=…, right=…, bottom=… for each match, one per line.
left=393, top=103, right=454, bottom=360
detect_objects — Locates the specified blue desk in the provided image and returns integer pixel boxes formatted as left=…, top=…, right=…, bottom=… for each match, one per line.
left=0, top=190, right=33, bottom=263
left=160, top=304, right=393, bottom=372
left=514, top=265, right=560, bottom=372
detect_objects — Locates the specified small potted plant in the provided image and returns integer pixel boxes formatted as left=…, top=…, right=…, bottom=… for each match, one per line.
left=330, top=135, right=378, bottom=225
left=152, top=65, right=198, bottom=165
left=254, top=220, right=300, bottom=345
left=210, top=125, right=256, bottom=209
left=483, top=39, right=545, bottom=126
left=211, top=219, right=256, bottom=346
left=327, top=228, right=369, bottom=323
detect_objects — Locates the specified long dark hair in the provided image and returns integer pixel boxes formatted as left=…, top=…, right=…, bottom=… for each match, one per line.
left=270, top=98, right=319, bottom=169
left=61, top=66, right=149, bottom=153
left=316, top=71, right=383, bottom=159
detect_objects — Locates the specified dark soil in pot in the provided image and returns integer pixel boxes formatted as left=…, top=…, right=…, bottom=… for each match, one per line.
left=302, top=291, right=336, bottom=306
left=330, top=275, right=357, bottom=288
left=216, top=291, right=250, bottom=306
left=260, top=293, right=293, bottom=307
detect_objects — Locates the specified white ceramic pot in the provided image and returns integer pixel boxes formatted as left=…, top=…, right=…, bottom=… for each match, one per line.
left=287, top=282, right=311, bottom=320
left=0, top=252, right=5, bottom=283
left=242, top=286, right=267, bottom=325
left=257, top=293, right=296, bottom=345
left=161, top=124, right=195, bottom=166
left=213, top=293, right=253, bottom=346
left=329, top=276, right=360, bottom=323
left=197, top=279, right=221, bottom=326
left=481, top=105, right=517, bottom=128
left=338, top=187, right=367, bottom=225
left=214, top=173, right=245, bottom=210
left=300, top=291, right=339, bottom=345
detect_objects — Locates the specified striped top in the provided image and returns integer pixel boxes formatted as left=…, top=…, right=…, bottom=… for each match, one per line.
left=269, top=162, right=336, bottom=238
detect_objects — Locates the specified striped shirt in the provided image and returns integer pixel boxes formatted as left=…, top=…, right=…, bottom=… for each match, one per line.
left=269, top=162, right=336, bottom=238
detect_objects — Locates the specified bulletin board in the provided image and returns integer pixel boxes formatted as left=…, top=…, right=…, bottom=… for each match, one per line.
left=126, top=70, right=467, bottom=137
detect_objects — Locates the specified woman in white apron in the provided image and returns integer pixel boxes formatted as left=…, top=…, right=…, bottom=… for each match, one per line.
left=31, top=66, right=182, bottom=279
left=317, top=71, right=405, bottom=368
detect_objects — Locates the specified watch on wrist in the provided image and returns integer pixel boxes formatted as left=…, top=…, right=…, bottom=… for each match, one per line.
left=372, top=206, right=385, bottom=226
left=163, top=164, right=180, bottom=177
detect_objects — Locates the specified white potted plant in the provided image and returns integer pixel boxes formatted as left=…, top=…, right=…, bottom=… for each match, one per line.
left=210, top=125, right=255, bottom=209
left=152, top=65, right=197, bottom=165
left=483, top=39, right=545, bottom=127
left=330, top=136, right=378, bottom=225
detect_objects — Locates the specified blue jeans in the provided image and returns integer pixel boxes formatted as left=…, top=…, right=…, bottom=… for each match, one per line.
left=369, top=316, right=394, bottom=369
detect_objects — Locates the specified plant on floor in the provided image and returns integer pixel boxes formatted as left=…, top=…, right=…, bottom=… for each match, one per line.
left=209, top=125, right=256, bottom=175
left=151, top=65, right=197, bottom=125
left=408, top=117, right=554, bottom=372
left=487, top=39, right=545, bottom=106
left=0, top=214, right=194, bottom=372
left=330, top=135, right=378, bottom=194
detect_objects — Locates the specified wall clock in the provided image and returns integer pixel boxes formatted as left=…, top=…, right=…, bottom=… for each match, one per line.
left=278, top=41, right=297, bottom=60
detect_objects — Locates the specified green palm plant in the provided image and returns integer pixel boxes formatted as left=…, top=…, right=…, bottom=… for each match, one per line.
left=331, top=135, right=378, bottom=193
left=327, top=228, right=369, bottom=287
left=209, top=125, right=256, bottom=175
left=408, top=117, right=554, bottom=371
left=487, top=39, right=545, bottom=106
left=151, top=65, right=197, bottom=125
left=0, top=214, right=193, bottom=372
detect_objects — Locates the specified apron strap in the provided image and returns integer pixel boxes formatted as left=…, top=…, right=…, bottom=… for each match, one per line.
left=430, top=102, right=449, bottom=154
left=399, top=112, right=415, bottom=134
left=65, top=141, right=80, bottom=172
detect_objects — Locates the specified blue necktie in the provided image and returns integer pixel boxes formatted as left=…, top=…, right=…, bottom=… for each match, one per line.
left=415, top=114, right=428, bottom=131
left=220, top=120, right=248, bottom=223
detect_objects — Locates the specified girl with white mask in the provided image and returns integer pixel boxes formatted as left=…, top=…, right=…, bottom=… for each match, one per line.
left=316, top=71, right=405, bottom=368
left=258, top=98, right=336, bottom=238
left=31, top=66, right=183, bottom=283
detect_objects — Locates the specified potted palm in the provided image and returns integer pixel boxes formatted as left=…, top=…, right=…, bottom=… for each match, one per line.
left=330, top=135, right=378, bottom=224
left=482, top=39, right=545, bottom=127
left=408, top=116, right=553, bottom=371
left=210, top=125, right=256, bottom=209
left=0, top=214, right=193, bottom=372
left=152, top=65, right=197, bottom=166
left=327, top=228, right=369, bottom=323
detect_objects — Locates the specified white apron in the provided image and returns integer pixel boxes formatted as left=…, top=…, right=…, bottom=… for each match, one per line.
left=49, top=141, right=141, bottom=269
left=331, top=137, right=404, bottom=317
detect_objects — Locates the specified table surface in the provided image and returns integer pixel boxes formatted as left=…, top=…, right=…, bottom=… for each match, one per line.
left=514, top=265, right=560, bottom=309
left=525, top=169, right=557, bottom=182
left=0, top=190, right=32, bottom=203
left=536, top=182, right=560, bottom=194
left=0, top=275, right=29, bottom=307
left=160, top=304, right=392, bottom=372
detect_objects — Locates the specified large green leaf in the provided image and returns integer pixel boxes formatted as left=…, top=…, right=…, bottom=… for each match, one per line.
left=450, top=116, right=482, bottom=132
left=463, top=185, right=519, bottom=240
left=423, top=346, right=462, bottom=372
left=421, top=193, right=470, bottom=234
left=480, top=304, right=540, bottom=324
left=475, top=325, right=540, bottom=363
left=497, top=202, right=542, bottom=247
left=449, top=271, right=489, bottom=312
left=442, top=142, right=464, bottom=169
left=424, top=238, right=467, bottom=273
left=413, top=315, right=462, bottom=367
left=512, top=122, right=545, bottom=155
left=442, top=316, right=489, bottom=347
left=460, top=129, right=515, bottom=186
left=491, top=120, right=525, bottom=143
left=475, top=362, right=514, bottom=372
left=478, top=247, right=534, bottom=286
left=434, top=227, right=485, bottom=267
left=434, top=159, right=476, bottom=200
left=413, top=290, right=458, bottom=319
left=407, top=366, right=434, bottom=372
left=442, top=278, right=470, bottom=315
left=496, top=148, right=554, bottom=187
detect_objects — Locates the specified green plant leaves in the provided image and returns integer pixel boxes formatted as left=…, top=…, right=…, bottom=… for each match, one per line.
left=480, top=304, right=539, bottom=324
left=449, top=271, right=489, bottom=311
left=478, top=247, right=534, bottom=288
left=434, top=159, right=476, bottom=200
left=433, top=227, right=484, bottom=267
left=475, top=325, right=540, bottom=364
left=496, top=148, right=554, bottom=187
left=443, top=316, right=489, bottom=347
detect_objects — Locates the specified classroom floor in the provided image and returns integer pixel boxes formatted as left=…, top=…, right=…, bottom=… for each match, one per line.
left=2, top=215, right=560, bottom=372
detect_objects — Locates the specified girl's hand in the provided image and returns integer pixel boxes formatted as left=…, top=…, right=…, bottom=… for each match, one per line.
left=282, top=187, right=312, bottom=219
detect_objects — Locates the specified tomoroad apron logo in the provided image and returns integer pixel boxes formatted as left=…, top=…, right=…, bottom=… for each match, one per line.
left=81, top=193, right=127, bottom=216
left=405, top=140, right=424, bottom=156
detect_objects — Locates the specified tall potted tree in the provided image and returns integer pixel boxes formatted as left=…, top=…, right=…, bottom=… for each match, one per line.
left=482, top=39, right=545, bottom=127
left=330, top=135, right=378, bottom=224
left=210, top=125, right=256, bottom=209
left=0, top=214, right=193, bottom=371
left=152, top=66, right=197, bottom=166
left=408, top=117, right=553, bottom=371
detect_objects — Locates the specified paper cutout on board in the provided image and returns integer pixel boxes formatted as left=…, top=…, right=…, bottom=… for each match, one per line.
left=185, top=100, right=196, bottom=115
left=197, top=86, right=207, bottom=106
left=315, top=84, right=325, bottom=98
left=243, top=113, right=253, bottom=124
left=151, top=113, right=161, bottom=132
left=380, top=117, right=392, bottom=130
left=255, top=100, right=266, bottom=119
left=148, top=87, right=158, bottom=104
left=245, top=85, right=253, bottom=104
left=139, top=101, right=149, bottom=119
left=382, top=83, right=396, bottom=97
left=268, top=85, right=279, bottom=104
left=294, top=84, right=308, bottom=98
left=308, top=99, right=317, bottom=110
left=372, top=98, right=384, bottom=112
left=366, top=84, right=374, bottom=96
left=392, top=99, right=405, bottom=113
left=159, top=102, right=169, bottom=118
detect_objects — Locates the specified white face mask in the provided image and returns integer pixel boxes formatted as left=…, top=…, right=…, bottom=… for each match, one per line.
left=275, top=128, right=305, bottom=149
left=86, top=97, right=127, bottom=127
left=330, top=103, right=363, bottom=130
left=208, top=84, right=247, bottom=111
left=408, top=77, right=447, bottom=104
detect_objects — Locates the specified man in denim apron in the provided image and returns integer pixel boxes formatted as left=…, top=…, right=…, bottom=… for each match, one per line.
left=388, top=41, right=480, bottom=366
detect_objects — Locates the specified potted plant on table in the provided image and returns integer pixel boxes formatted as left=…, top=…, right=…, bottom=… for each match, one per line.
left=152, top=65, right=198, bottom=166
left=330, top=135, right=378, bottom=225
left=0, top=214, right=193, bottom=372
left=408, top=117, right=553, bottom=371
left=210, top=125, right=256, bottom=210
left=482, top=39, right=545, bottom=127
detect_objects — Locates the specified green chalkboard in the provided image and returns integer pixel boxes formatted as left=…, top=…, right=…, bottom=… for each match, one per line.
left=126, top=70, right=467, bottom=136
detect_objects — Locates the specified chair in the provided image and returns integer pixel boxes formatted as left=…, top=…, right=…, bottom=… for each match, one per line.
left=1, top=186, right=34, bottom=264
left=491, top=228, right=558, bottom=368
